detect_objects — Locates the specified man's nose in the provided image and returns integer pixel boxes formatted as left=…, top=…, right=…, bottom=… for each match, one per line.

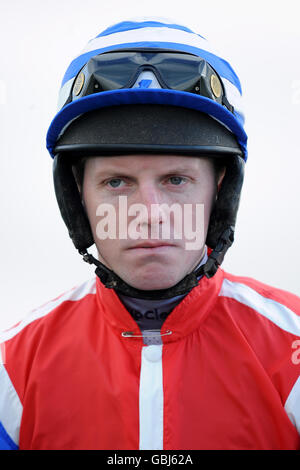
left=132, top=182, right=163, bottom=227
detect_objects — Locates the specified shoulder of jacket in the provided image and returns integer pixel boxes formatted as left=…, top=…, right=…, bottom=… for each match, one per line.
left=219, top=270, right=300, bottom=336
left=0, top=277, right=97, bottom=344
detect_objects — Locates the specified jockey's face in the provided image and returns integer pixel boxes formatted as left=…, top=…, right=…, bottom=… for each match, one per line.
left=82, top=154, right=224, bottom=291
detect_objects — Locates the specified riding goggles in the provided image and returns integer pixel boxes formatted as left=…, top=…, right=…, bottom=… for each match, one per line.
left=65, top=50, right=234, bottom=114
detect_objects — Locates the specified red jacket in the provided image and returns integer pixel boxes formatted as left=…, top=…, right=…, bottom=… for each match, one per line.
left=1, top=268, right=300, bottom=450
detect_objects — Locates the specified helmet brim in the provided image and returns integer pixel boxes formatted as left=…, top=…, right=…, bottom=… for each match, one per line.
left=46, top=88, right=247, bottom=159
left=53, top=103, right=243, bottom=158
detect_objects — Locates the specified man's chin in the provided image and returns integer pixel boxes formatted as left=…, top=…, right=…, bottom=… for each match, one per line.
left=118, top=272, right=184, bottom=292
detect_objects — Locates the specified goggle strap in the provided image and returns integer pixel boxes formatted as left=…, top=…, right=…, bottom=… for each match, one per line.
left=222, top=95, right=234, bottom=113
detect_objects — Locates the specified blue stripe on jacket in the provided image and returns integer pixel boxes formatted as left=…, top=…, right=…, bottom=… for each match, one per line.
left=0, top=421, right=18, bottom=450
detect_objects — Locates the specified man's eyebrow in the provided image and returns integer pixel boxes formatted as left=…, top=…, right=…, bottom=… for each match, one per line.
left=163, top=167, right=196, bottom=174
left=94, top=169, right=135, bottom=179
left=94, top=167, right=196, bottom=177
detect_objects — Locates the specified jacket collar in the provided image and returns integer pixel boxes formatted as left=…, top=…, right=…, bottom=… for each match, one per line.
left=95, top=268, right=224, bottom=344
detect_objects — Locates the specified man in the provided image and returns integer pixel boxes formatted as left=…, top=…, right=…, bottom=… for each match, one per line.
left=0, top=17, right=300, bottom=450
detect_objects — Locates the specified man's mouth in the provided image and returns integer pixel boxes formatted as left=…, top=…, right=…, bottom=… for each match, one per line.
left=127, top=241, right=176, bottom=250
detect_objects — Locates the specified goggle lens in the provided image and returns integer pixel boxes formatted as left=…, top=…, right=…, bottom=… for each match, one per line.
left=70, top=51, right=233, bottom=113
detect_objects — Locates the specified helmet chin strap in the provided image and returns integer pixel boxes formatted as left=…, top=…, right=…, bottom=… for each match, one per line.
left=79, top=227, right=234, bottom=300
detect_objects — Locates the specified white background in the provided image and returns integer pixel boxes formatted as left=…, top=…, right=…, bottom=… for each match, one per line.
left=1, top=0, right=299, bottom=330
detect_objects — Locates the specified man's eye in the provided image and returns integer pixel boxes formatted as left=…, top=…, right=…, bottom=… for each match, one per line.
left=168, top=176, right=186, bottom=185
left=107, top=178, right=124, bottom=188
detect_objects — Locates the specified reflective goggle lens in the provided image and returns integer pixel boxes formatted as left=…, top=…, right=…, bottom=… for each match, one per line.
left=69, top=51, right=233, bottom=113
